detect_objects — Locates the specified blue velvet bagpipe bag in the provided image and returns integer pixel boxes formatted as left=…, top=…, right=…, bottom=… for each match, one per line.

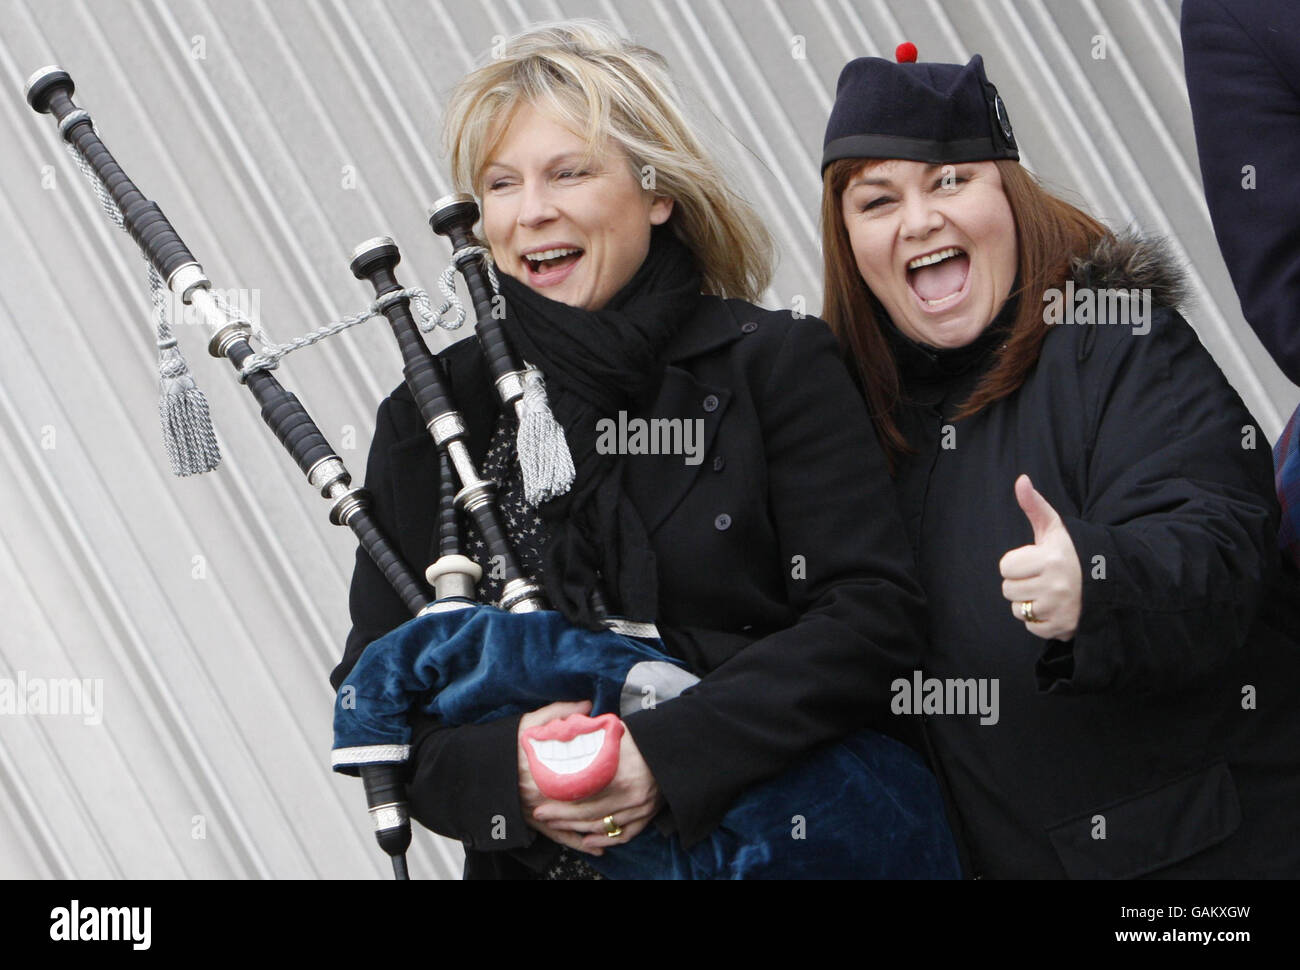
left=333, top=606, right=960, bottom=879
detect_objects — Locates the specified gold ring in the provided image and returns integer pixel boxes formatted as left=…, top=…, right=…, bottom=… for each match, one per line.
left=1020, top=600, right=1040, bottom=623
left=602, top=814, right=622, bottom=838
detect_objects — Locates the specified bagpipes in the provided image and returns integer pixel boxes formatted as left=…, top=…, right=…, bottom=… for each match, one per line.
left=27, top=67, right=960, bottom=880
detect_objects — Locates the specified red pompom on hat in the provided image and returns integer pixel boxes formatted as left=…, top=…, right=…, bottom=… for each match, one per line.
left=895, top=42, right=918, bottom=63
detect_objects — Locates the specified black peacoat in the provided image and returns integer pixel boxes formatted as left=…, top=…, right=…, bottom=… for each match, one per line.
left=330, top=295, right=929, bottom=878
left=886, top=235, right=1300, bottom=878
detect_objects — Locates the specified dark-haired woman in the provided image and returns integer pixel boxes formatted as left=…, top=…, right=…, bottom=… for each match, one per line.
left=819, top=47, right=1300, bottom=878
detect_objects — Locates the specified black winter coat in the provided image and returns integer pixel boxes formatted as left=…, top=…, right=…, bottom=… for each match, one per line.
left=331, top=296, right=928, bottom=878
left=888, top=236, right=1300, bottom=878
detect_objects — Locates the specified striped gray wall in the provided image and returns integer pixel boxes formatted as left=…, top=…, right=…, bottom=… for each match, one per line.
left=1, top=0, right=1294, bottom=879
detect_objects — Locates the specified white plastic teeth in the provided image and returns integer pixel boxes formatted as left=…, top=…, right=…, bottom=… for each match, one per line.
left=525, top=247, right=581, bottom=266
left=907, top=247, right=964, bottom=270
left=528, top=728, right=606, bottom=774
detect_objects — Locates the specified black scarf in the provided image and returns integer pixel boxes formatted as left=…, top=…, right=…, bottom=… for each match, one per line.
left=496, top=225, right=702, bottom=629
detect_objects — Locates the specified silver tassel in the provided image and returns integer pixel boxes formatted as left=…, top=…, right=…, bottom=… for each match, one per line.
left=150, top=265, right=221, bottom=476
left=517, top=364, right=574, bottom=506
left=68, top=142, right=221, bottom=477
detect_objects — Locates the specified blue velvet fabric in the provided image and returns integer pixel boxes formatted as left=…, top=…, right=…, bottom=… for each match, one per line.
left=333, top=607, right=960, bottom=879
left=332, top=608, right=685, bottom=758
left=590, top=730, right=959, bottom=879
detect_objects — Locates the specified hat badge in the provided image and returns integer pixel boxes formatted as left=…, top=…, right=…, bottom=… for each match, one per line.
left=994, top=93, right=1014, bottom=143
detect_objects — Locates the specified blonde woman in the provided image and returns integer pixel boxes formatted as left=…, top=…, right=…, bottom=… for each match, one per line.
left=332, top=22, right=953, bottom=879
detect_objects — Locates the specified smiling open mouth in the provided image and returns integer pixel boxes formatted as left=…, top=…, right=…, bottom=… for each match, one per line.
left=522, top=712, right=623, bottom=801
left=523, top=247, right=584, bottom=279
left=907, top=246, right=970, bottom=308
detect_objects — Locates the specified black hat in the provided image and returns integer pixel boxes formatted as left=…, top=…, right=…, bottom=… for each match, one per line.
left=821, top=43, right=1018, bottom=174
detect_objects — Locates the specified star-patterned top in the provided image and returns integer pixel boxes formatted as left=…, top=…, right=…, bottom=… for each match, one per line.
left=462, top=413, right=549, bottom=607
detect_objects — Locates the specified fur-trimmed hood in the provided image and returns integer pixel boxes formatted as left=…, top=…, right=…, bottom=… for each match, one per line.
left=1068, top=231, right=1190, bottom=308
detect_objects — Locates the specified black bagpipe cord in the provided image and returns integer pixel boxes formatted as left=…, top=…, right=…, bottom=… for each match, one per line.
left=494, top=225, right=703, bottom=630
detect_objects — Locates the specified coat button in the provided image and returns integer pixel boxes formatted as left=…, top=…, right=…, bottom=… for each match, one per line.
left=712, top=456, right=725, bottom=472
left=702, top=394, right=719, bottom=412
left=714, top=513, right=732, bottom=530
left=741, top=321, right=759, bottom=334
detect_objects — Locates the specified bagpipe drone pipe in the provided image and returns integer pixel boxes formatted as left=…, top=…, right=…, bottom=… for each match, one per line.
left=27, top=67, right=959, bottom=880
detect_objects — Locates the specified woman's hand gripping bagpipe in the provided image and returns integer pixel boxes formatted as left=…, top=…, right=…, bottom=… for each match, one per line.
left=24, top=67, right=434, bottom=879
left=519, top=700, right=665, bottom=856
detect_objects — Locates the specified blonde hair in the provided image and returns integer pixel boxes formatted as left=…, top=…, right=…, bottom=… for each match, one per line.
left=442, top=20, right=773, bottom=301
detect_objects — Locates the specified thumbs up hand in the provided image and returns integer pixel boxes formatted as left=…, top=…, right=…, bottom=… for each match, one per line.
left=998, top=474, right=1083, bottom=641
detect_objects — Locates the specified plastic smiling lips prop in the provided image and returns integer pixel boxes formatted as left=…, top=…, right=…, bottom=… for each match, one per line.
left=523, top=712, right=625, bottom=800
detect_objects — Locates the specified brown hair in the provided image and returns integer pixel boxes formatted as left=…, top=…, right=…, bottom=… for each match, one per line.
left=820, top=158, right=1109, bottom=467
